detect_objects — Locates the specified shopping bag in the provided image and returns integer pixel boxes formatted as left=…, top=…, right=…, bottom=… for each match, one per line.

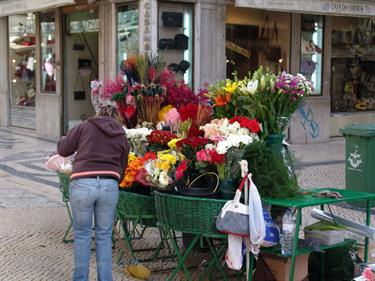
left=45, top=154, right=72, bottom=172
left=216, top=174, right=250, bottom=236
left=265, top=21, right=281, bottom=62
left=257, top=16, right=270, bottom=50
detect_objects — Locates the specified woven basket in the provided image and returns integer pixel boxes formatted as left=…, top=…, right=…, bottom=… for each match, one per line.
left=57, top=172, right=70, bottom=202
left=154, top=191, right=227, bottom=235
left=117, top=190, right=156, bottom=221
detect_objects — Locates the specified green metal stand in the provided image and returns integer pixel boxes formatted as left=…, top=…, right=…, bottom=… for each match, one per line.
left=58, top=173, right=74, bottom=243
left=248, top=188, right=375, bottom=281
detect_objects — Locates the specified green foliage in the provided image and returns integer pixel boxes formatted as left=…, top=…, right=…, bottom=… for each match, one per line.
left=244, top=141, right=298, bottom=198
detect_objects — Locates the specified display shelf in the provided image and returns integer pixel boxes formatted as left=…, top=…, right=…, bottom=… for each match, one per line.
left=261, top=238, right=356, bottom=257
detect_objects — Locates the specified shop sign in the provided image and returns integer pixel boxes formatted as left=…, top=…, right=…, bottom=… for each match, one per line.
left=235, top=0, right=375, bottom=17
left=70, top=19, right=99, bottom=33
left=0, top=0, right=75, bottom=17
left=225, top=41, right=251, bottom=58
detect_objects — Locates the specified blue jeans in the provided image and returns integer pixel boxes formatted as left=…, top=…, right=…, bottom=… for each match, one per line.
left=69, top=177, right=119, bottom=281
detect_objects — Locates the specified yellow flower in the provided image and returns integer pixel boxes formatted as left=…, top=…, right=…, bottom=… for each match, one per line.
left=128, top=152, right=137, bottom=163
left=158, top=105, right=173, bottom=122
left=159, top=154, right=177, bottom=165
left=156, top=159, right=171, bottom=171
left=168, top=138, right=181, bottom=149
left=223, top=81, right=238, bottom=94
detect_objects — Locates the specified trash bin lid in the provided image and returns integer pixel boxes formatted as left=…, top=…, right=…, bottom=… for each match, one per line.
left=340, top=124, right=375, bottom=137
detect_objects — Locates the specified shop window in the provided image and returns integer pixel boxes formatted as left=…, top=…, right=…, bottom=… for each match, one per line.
left=117, top=4, right=139, bottom=73
left=158, top=2, right=194, bottom=86
left=40, top=13, right=56, bottom=93
left=9, top=13, right=36, bottom=111
left=331, top=17, right=375, bottom=113
left=226, top=5, right=291, bottom=79
left=300, top=15, right=324, bottom=96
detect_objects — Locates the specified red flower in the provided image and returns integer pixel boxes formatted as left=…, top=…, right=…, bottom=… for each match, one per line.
left=176, top=137, right=210, bottom=149
left=134, top=168, right=152, bottom=187
left=175, top=160, right=189, bottom=181
left=147, top=130, right=177, bottom=145
left=178, top=104, right=199, bottom=122
left=148, top=65, right=156, bottom=82
left=187, top=124, right=205, bottom=137
left=229, top=116, right=261, bottom=134
left=208, top=149, right=225, bottom=164
left=142, top=152, right=157, bottom=161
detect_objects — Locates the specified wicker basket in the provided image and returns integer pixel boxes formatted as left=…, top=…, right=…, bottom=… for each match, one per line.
left=57, top=172, right=70, bottom=202
left=154, top=191, right=227, bottom=235
left=117, top=190, right=156, bottom=222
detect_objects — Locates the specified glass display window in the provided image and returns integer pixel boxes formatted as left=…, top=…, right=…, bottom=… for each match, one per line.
left=40, top=12, right=56, bottom=93
left=158, top=2, right=194, bottom=86
left=117, top=3, right=139, bottom=73
left=331, top=16, right=375, bottom=113
left=300, top=15, right=324, bottom=96
left=226, top=5, right=291, bottom=79
left=9, top=13, right=36, bottom=108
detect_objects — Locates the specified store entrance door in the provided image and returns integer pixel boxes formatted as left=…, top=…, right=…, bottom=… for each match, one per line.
left=63, top=9, right=99, bottom=134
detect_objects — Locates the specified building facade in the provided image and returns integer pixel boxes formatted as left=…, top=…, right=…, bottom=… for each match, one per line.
left=0, top=0, right=374, bottom=143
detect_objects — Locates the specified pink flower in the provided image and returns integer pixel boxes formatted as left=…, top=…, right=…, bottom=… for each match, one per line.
left=164, top=108, right=181, bottom=131
left=196, top=149, right=209, bottom=162
left=363, top=267, right=375, bottom=281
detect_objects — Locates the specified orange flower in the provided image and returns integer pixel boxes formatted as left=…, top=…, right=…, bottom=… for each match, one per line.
left=119, top=157, right=144, bottom=188
left=214, top=92, right=232, bottom=107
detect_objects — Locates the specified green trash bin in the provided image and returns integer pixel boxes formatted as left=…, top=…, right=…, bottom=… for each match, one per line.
left=340, top=124, right=375, bottom=207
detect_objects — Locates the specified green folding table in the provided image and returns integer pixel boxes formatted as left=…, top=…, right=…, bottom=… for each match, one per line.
left=248, top=188, right=375, bottom=281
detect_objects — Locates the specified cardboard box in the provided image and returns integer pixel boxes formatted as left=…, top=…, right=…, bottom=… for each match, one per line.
left=261, top=252, right=309, bottom=281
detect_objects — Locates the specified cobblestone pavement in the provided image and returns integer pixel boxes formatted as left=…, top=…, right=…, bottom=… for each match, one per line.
left=1, top=127, right=375, bottom=281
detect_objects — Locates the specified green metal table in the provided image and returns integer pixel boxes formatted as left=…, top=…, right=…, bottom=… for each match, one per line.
left=249, top=188, right=375, bottom=281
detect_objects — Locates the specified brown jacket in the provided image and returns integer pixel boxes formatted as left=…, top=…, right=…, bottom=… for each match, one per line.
left=58, top=116, right=129, bottom=181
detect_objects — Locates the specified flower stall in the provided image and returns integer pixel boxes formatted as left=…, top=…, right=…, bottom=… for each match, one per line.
left=56, top=55, right=316, bottom=279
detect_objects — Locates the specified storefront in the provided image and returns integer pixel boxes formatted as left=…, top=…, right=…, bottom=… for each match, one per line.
left=231, top=0, right=375, bottom=143
left=0, top=0, right=226, bottom=140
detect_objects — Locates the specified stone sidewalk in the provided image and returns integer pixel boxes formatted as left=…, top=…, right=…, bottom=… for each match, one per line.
left=0, top=127, right=374, bottom=281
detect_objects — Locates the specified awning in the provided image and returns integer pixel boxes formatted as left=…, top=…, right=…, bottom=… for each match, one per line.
left=235, top=0, right=375, bottom=17
left=0, top=0, right=75, bottom=17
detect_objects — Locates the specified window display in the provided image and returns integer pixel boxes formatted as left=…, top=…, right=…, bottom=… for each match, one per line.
left=9, top=13, right=36, bottom=108
left=40, top=13, right=56, bottom=93
left=117, top=4, right=139, bottom=73
left=331, top=17, right=375, bottom=113
left=226, top=6, right=291, bottom=79
left=300, top=15, right=323, bottom=96
left=158, top=2, right=194, bottom=86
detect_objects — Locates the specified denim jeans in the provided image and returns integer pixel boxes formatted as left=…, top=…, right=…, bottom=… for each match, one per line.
left=69, top=177, right=119, bottom=281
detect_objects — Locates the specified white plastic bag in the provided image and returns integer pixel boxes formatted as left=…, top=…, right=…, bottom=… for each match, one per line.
left=225, top=234, right=244, bottom=270
left=44, top=154, right=72, bottom=172
left=248, top=173, right=265, bottom=254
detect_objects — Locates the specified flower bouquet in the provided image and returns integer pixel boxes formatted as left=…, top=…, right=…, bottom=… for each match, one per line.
left=124, top=127, right=152, bottom=155
left=238, top=67, right=313, bottom=136
left=196, top=116, right=261, bottom=180
left=137, top=150, right=186, bottom=191
left=206, top=79, right=240, bottom=118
